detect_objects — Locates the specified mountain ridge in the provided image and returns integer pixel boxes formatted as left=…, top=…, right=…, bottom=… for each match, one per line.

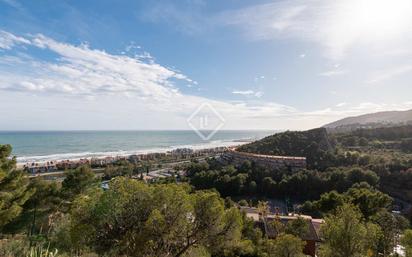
left=323, top=109, right=412, bottom=131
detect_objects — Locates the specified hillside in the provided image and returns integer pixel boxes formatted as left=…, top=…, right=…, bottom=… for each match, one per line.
left=237, top=128, right=335, bottom=169
left=324, top=109, right=412, bottom=132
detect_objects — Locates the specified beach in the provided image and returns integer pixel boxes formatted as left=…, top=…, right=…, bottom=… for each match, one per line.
left=16, top=141, right=248, bottom=171
left=1, top=130, right=274, bottom=164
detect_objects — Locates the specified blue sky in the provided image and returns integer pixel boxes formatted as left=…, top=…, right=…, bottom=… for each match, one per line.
left=0, top=0, right=411, bottom=130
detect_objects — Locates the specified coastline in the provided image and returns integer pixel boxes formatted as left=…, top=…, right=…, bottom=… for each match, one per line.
left=0, top=130, right=276, bottom=165
left=16, top=139, right=252, bottom=169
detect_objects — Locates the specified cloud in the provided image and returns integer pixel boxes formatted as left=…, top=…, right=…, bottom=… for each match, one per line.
left=232, top=90, right=263, bottom=98
left=319, top=70, right=347, bottom=77
left=254, top=91, right=264, bottom=98
left=0, top=30, right=30, bottom=49
left=220, top=0, right=412, bottom=59
left=1, top=30, right=411, bottom=130
left=0, top=30, right=290, bottom=126
left=0, top=31, right=192, bottom=101
left=232, top=90, right=254, bottom=95
left=367, top=65, right=412, bottom=84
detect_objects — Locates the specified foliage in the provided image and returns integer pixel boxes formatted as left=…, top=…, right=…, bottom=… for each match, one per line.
left=402, top=229, right=412, bottom=257
left=319, top=204, right=381, bottom=257
left=61, top=165, right=96, bottom=199
left=2, top=122, right=412, bottom=257
left=266, top=234, right=306, bottom=257
left=59, top=178, right=243, bottom=257
left=348, top=125, right=412, bottom=141
left=0, top=144, right=34, bottom=231
left=0, top=238, right=28, bottom=257
left=371, top=209, right=409, bottom=257
left=238, top=128, right=334, bottom=170
left=284, top=217, right=310, bottom=239
left=0, top=239, right=59, bottom=257
left=27, top=244, right=59, bottom=257
left=302, top=183, right=393, bottom=218
left=187, top=157, right=380, bottom=202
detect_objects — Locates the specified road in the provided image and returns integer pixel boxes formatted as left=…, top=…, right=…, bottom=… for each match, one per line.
left=28, top=156, right=210, bottom=179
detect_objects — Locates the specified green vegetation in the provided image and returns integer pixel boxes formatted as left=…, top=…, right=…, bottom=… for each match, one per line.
left=0, top=145, right=316, bottom=257
left=318, top=204, right=381, bottom=257
left=187, top=159, right=380, bottom=201
left=237, top=128, right=334, bottom=170
left=238, top=125, right=412, bottom=204
left=1, top=124, right=412, bottom=256
left=267, top=234, right=306, bottom=257
left=0, top=145, right=34, bottom=230
left=402, top=229, right=412, bottom=257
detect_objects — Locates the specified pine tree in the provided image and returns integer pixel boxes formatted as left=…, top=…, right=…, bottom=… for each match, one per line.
left=0, top=144, right=34, bottom=230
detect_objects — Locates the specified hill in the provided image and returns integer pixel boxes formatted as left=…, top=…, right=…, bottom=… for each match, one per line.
left=237, top=128, right=335, bottom=170
left=324, top=109, right=412, bottom=132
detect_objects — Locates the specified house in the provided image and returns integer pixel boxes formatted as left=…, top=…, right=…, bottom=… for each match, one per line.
left=91, top=158, right=105, bottom=167
left=56, top=160, right=78, bottom=170
left=26, top=161, right=57, bottom=174
left=240, top=207, right=323, bottom=257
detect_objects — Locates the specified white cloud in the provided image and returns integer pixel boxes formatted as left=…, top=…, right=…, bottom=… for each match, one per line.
left=367, top=65, right=412, bottom=84
left=1, top=30, right=411, bottom=130
left=0, top=30, right=30, bottom=50
left=232, top=90, right=263, bottom=98
left=221, top=0, right=412, bottom=59
left=0, top=31, right=293, bottom=128
left=232, top=90, right=254, bottom=95
left=319, top=70, right=347, bottom=77
left=254, top=91, right=264, bottom=98
left=0, top=31, right=191, bottom=101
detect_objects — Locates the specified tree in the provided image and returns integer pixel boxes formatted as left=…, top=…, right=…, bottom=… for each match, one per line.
left=248, top=181, right=257, bottom=195
left=65, top=178, right=242, bottom=257
left=285, top=217, right=310, bottom=239
left=61, top=165, right=96, bottom=198
left=314, top=191, right=345, bottom=215
left=371, top=210, right=403, bottom=257
left=0, top=144, right=34, bottom=231
left=347, top=168, right=379, bottom=187
left=401, top=229, right=412, bottom=257
left=319, top=204, right=379, bottom=257
left=23, top=178, right=61, bottom=236
left=346, top=184, right=392, bottom=218
left=266, top=234, right=305, bottom=257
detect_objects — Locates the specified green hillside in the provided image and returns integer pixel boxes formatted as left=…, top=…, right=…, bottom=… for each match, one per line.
left=237, top=128, right=335, bottom=170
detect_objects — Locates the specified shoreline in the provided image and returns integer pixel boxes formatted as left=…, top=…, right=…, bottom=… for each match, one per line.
left=16, top=140, right=251, bottom=169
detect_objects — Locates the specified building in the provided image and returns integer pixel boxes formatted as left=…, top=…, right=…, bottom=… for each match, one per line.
left=221, top=149, right=306, bottom=171
left=240, top=207, right=323, bottom=257
left=25, top=161, right=57, bottom=174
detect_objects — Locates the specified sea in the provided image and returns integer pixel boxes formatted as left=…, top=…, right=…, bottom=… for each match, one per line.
left=0, top=130, right=275, bottom=163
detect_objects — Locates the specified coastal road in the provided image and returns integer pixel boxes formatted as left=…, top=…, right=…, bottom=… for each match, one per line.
left=27, top=156, right=211, bottom=179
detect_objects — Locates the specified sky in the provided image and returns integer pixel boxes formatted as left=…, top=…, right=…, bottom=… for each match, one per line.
left=0, top=0, right=412, bottom=130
